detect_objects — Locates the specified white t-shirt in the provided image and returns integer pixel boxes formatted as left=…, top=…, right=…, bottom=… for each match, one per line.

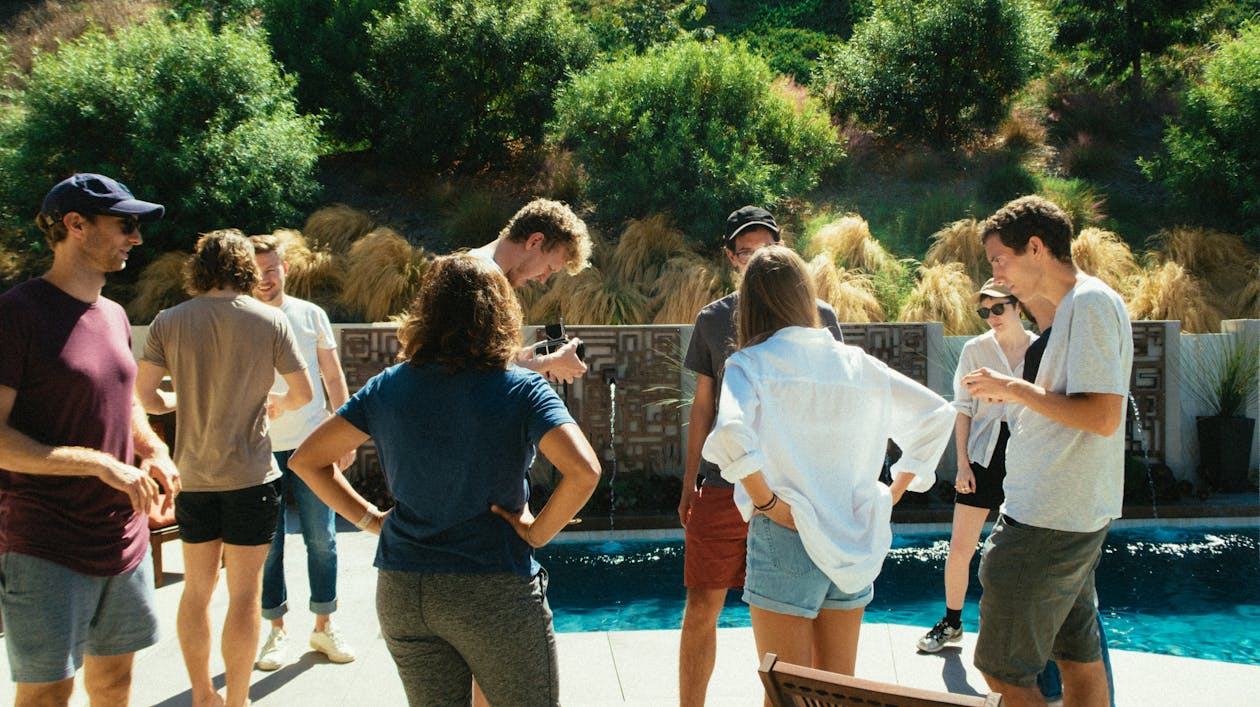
left=268, top=296, right=337, bottom=452
left=702, top=326, right=955, bottom=592
left=1003, top=275, right=1133, bottom=532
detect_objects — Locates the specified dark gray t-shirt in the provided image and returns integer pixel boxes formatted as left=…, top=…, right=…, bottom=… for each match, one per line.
left=684, top=292, right=844, bottom=488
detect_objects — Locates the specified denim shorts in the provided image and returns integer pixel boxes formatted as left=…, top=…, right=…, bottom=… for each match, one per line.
left=975, top=515, right=1109, bottom=687
left=0, top=552, right=159, bottom=683
left=743, top=515, right=873, bottom=619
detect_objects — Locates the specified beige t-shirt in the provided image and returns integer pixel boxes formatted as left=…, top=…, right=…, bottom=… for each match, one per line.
left=143, top=294, right=306, bottom=491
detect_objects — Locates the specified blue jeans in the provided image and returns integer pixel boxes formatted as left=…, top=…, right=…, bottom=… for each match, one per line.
left=261, top=450, right=338, bottom=619
left=1038, top=611, right=1115, bottom=705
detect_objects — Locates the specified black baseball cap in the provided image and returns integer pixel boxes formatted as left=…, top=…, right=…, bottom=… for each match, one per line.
left=724, top=206, right=780, bottom=247
left=41, top=173, right=164, bottom=223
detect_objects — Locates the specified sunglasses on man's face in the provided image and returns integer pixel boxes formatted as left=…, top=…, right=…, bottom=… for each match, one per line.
left=117, top=216, right=140, bottom=235
left=976, top=300, right=1016, bottom=319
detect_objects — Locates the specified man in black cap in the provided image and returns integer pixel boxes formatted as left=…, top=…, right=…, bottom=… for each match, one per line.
left=676, top=206, right=845, bottom=706
left=0, top=173, right=180, bottom=705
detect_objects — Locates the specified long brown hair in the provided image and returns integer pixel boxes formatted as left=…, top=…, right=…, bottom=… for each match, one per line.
left=737, top=245, right=821, bottom=349
left=397, top=253, right=522, bottom=372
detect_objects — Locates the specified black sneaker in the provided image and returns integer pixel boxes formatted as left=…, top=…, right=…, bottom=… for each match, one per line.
left=917, top=618, right=963, bottom=653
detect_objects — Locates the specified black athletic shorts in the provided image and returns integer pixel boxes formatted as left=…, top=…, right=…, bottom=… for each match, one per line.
left=175, top=479, right=282, bottom=546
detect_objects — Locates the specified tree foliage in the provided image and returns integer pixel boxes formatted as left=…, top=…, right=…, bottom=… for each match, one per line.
left=813, top=0, right=1052, bottom=145
left=360, top=0, right=596, bottom=169
left=551, top=39, right=842, bottom=241
left=1142, top=21, right=1260, bottom=243
left=0, top=18, right=321, bottom=271
left=578, top=0, right=707, bottom=54
left=260, top=0, right=400, bottom=144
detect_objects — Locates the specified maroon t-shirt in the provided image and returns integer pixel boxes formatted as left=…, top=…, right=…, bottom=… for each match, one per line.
left=0, top=278, right=147, bottom=576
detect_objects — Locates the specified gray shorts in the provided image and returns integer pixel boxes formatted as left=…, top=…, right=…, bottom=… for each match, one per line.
left=0, top=552, right=159, bottom=683
left=974, top=515, right=1108, bottom=687
left=376, top=568, right=558, bottom=706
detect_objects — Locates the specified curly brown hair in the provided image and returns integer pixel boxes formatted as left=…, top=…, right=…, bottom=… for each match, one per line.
left=980, top=195, right=1074, bottom=263
left=184, top=229, right=259, bottom=295
left=397, top=253, right=523, bottom=372
left=499, top=198, right=592, bottom=274
left=737, top=245, right=821, bottom=349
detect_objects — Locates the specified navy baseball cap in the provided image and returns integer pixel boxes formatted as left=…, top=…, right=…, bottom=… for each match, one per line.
left=41, top=173, right=164, bottom=223
left=724, top=206, right=780, bottom=247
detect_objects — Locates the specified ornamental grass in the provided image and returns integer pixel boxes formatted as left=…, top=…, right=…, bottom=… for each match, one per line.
left=340, top=228, right=425, bottom=322
left=923, top=218, right=988, bottom=289
left=808, top=255, right=884, bottom=323
left=1147, top=227, right=1258, bottom=320
left=1127, top=261, right=1223, bottom=334
left=897, top=262, right=983, bottom=335
left=303, top=204, right=376, bottom=254
left=1072, top=227, right=1140, bottom=299
left=127, top=251, right=191, bottom=323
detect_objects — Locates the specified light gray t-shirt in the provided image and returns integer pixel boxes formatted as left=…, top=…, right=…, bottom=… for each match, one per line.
left=1002, top=275, right=1133, bottom=532
left=143, top=294, right=305, bottom=492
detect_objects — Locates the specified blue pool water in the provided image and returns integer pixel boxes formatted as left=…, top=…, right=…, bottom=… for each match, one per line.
left=535, top=526, right=1260, bottom=665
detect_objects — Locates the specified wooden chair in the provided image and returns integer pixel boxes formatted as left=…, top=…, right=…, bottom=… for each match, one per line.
left=145, top=410, right=179, bottom=588
left=759, top=653, right=1004, bottom=707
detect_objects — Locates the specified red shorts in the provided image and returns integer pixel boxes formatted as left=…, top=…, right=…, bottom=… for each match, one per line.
left=683, top=485, right=748, bottom=590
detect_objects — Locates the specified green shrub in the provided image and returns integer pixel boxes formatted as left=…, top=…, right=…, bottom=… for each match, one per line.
left=738, top=25, right=838, bottom=84
left=360, top=0, right=596, bottom=169
left=260, top=0, right=400, bottom=145
left=1142, top=21, right=1260, bottom=243
left=0, top=18, right=320, bottom=271
left=579, top=0, right=707, bottom=54
left=551, top=39, right=843, bottom=241
left=813, top=0, right=1052, bottom=145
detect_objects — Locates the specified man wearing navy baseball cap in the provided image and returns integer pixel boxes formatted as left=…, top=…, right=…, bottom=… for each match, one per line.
left=676, top=205, right=846, bottom=706
left=0, top=173, right=179, bottom=705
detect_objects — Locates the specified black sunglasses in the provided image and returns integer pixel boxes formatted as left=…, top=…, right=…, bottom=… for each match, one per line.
left=118, top=215, right=140, bottom=235
left=976, top=299, right=1016, bottom=319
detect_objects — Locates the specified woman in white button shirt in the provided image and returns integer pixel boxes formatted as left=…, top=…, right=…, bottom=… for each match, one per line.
left=701, top=246, right=954, bottom=680
left=917, top=279, right=1034, bottom=653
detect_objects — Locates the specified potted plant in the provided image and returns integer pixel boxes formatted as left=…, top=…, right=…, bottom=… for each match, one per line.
left=1182, top=332, right=1260, bottom=491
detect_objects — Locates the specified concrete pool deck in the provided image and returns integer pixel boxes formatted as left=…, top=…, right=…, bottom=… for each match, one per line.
left=2, top=513, right=1257, bottom=706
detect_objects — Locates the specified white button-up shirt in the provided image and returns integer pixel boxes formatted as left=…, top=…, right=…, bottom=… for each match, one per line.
left=952, top=328, right=1035, bottom=468
left=702, top=326, right=955, bottom=592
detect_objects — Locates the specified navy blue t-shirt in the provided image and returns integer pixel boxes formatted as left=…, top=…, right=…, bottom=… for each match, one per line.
left=338, top=362, right=574, bottom=576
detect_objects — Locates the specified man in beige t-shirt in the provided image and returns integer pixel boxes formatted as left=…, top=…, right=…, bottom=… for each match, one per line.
left=137, top=230, right=312, bottom=707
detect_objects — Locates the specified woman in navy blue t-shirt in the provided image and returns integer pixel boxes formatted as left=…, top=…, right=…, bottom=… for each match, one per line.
left=290, top=254, right=600, bottom=706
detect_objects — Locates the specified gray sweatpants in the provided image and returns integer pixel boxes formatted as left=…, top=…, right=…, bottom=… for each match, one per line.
left=376, top=568, right=559, bottom=706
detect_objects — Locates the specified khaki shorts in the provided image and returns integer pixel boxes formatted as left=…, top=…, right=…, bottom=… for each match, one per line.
left=974, top=515, right=1109, bottom=687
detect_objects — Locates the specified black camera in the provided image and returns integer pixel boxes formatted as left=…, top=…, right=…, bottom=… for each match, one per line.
left=534, top=320, right=585, bottom=361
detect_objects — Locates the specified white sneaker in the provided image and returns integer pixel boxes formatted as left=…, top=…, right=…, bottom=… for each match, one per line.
left=310, top=623, right=355, bottom=663
left=256, top=626, right=289, bottom=671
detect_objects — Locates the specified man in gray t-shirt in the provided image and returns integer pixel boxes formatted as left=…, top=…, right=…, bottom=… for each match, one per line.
left=963, top=195, right=1131, bottom=706
left=676, top=206, right=843, bottom=707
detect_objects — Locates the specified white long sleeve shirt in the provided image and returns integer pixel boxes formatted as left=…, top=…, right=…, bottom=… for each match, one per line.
left=952, top=328, right=1035, bottom=468
left=701, top=326, right=955, bottom=592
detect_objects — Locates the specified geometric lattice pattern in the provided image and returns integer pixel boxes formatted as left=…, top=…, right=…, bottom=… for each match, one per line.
left=333, top=321, right=1169, bottom=499
left=1128, top=321, right=1167, bottom=464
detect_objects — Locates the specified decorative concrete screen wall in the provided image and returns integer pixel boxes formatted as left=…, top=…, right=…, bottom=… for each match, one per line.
left=333, top=321, right=1187, bottom=497
left=335, top=322, right=947, bottom=497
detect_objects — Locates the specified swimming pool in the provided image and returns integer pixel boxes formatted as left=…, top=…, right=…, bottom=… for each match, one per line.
left=535, top=526, right=1260, bottom=665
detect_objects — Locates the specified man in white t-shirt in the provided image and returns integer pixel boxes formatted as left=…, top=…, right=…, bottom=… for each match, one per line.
left=249, top=234, right=357, bottom=670
left=963, top=196, right=1132, bottom=707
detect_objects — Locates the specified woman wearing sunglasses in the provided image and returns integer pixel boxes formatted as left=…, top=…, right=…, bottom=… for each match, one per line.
left=917, top=278, right=1034, bottom=653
